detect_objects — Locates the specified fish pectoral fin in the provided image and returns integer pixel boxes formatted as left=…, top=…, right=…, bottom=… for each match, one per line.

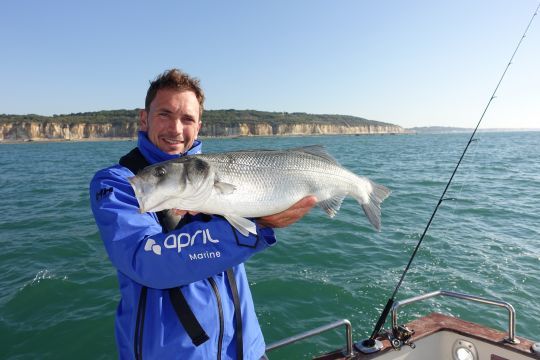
left=224, top=214, right=257, bottom=236
left=214, top=181, right=236, bottom=195
left=318, top=194, right=346, bottom=218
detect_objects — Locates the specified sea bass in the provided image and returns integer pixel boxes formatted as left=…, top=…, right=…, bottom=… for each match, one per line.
left=128, top=146, right=391, bottom=236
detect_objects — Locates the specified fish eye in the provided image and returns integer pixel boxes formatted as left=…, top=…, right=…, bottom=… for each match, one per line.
left=154, top=166, right=166, bottom=178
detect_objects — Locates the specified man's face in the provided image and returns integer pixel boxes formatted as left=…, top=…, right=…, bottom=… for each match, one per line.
left=140, top=89, right=201, bottom=155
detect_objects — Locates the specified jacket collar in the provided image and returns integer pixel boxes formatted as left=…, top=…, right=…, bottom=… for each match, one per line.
left=137, top=131, right=202, bottom=165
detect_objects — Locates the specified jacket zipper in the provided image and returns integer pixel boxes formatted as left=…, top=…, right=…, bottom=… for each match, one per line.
left=134, top=286, right=148, bottom=360
left=208, top=277, right=224, bottom=360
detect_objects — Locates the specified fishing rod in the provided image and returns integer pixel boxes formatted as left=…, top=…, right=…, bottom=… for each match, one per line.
left=361, top=2, right=540, bottom=350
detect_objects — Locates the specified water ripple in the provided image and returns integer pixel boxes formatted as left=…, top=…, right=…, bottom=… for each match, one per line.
left=1, top=132, right=539, bottom=358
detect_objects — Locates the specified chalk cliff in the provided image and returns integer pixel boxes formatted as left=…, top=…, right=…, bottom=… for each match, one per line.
left=0, top=109, right=406, bottom=141
left=200, top=122, right=404, bottom=137
left=0, top=121, right=405, bottom=140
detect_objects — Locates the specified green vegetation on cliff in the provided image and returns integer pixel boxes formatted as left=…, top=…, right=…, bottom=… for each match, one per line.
left=0, top=109, right=393, bottom=127
left=203, top=109, right=393, bottom=127
left=0, top=110, right=138, bottom=125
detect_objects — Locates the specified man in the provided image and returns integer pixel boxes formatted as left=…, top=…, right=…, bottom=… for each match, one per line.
left=90, top=69, right=316, bottom=359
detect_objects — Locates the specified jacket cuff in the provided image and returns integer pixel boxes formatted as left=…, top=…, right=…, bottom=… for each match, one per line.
left=234, top=225, right=276, bottom=248
left=259, top=227, right=276, bottom=246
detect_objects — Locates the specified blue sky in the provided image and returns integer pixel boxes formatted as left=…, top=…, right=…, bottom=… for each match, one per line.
left=1, top=0, right=538, bottom=129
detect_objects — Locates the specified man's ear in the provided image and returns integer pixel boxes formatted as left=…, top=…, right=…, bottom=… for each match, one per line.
left=139, top=109, right=148, bottom=131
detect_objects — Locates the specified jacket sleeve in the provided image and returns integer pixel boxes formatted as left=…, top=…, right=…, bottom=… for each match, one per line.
left=90, top=165, right=276, bottom=289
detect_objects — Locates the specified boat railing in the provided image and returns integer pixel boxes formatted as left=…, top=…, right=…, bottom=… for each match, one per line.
left=391, top=290, right=520, bottom=344
left=265, top=319, right=354, bottom=357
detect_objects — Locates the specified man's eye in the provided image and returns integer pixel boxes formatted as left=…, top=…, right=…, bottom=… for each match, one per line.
left=154, top=167, right=166, bottom=177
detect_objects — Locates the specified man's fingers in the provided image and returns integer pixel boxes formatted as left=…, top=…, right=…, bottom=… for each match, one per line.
left=172, top=209, right=200, bottom=216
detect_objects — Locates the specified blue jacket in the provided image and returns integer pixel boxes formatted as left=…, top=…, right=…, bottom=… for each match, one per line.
left=90, top=132, right=276, bottom=359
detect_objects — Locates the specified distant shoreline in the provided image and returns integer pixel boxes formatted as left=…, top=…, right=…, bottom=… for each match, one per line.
left=0, top=137, right=137, bottom=144
left=409, top=127, right=540, bottom=134
left=0, top=132, right=415, bottom=144
left=2, top=128, right=539, bottom=145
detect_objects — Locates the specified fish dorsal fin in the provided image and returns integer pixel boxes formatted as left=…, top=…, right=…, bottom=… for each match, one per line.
left=318, top=194, right=346, bottom=218
left=292, top=145, right=337, bottom=163
left=214, top=181, right=236, bottom=195
left=224, top=214, right=257, bottom=236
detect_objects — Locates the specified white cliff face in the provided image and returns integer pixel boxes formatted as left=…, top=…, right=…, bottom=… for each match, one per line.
left=0, top=122, right=139, bottom=141
left=272, top=123, right=403, bottom=135
left=199, top=122, right=405, bottom=136
left=0, top=121, right=404, bottom=141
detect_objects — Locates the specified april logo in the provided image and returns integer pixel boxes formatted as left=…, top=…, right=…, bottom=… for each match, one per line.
left=143, top=229, right=220, bottom=256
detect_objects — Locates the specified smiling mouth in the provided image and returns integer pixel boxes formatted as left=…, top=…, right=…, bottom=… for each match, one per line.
left=163, top=138, right=184, bottom=145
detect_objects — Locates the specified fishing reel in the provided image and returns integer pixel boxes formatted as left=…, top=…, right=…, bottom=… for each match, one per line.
left=387, top=325, right=416, bottom=350
left=356, top=325, right=416, bottom=354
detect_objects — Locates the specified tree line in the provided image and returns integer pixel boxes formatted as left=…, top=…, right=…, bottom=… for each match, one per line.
left=0, top=109, right=393, bottom=127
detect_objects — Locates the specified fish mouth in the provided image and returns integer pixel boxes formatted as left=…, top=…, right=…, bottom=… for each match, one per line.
left=128, top=176, right=148, bottom=213
left=127, top=176, right=172, bottom=214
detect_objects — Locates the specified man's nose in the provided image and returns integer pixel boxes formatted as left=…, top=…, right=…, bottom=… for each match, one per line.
left=170, top=118, right=183, bottom=133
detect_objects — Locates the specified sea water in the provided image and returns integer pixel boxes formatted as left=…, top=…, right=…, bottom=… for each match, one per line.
left=0, top=132, right=539, bottom=359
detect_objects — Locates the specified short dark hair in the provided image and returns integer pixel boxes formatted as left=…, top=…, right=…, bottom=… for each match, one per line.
left=145, top=69, right=205, bottom=118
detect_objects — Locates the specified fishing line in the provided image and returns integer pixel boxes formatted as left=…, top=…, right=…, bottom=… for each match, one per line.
left=435, top=138, right=480, bottom=248
left=363, top=2, right=540, bottom=346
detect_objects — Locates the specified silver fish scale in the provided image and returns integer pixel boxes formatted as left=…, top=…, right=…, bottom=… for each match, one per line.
left=130, top=147, right=389, bottom=232
left=199, top=150, right=344, bottom=172
left=196, top=150, right=365, bottom=216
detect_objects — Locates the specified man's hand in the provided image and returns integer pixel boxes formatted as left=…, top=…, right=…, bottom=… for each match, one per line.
left=172, top=209, right=198, bottom=216
left=256, top=196, right=317, bottom=229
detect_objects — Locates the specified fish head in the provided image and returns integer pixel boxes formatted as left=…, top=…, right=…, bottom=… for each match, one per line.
left=128, top=156, right=213, bottom=213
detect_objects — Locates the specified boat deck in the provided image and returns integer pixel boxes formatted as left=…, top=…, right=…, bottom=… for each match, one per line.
left=313, top=313, right=539, bottom=360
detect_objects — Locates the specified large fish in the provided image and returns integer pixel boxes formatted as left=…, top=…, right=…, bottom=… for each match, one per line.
left=128, top=146, right=391, bottom=236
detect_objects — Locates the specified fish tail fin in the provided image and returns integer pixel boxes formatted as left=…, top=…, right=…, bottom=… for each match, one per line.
left=355, top=179, right=391, bottom=231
